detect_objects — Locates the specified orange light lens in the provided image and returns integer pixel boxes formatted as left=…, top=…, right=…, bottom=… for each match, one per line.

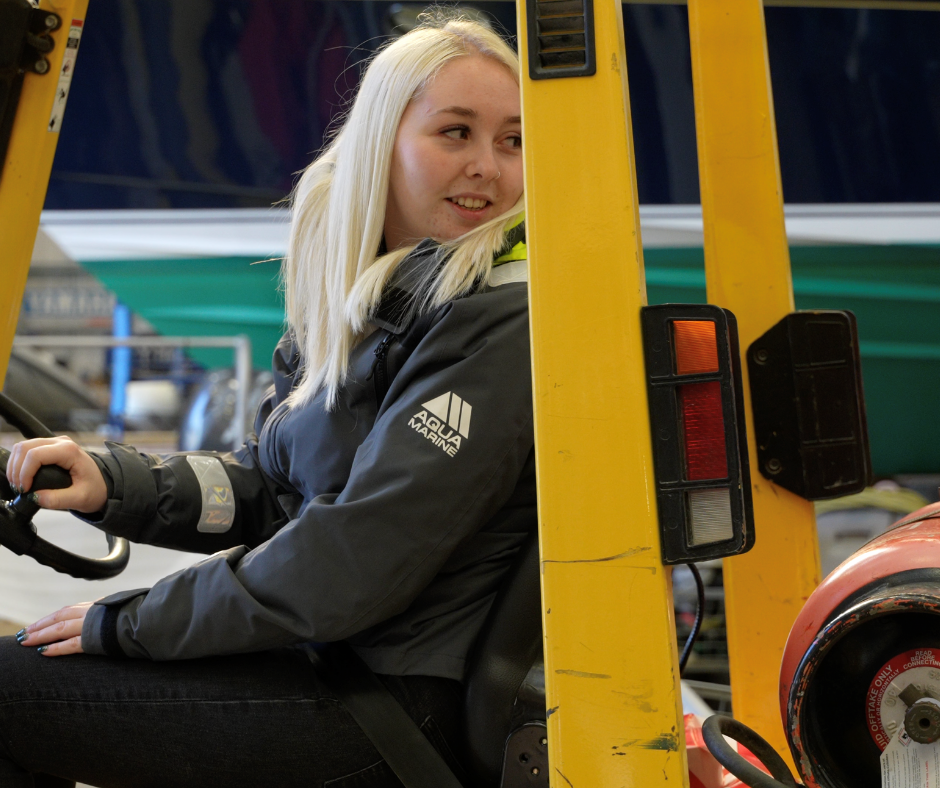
left=673, top=320, right=719, bottom=375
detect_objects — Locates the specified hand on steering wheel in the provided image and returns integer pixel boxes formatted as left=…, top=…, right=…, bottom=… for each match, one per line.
left=0, top=392, right=129, bottom=580
left=6, top=437, right=107, bottom=514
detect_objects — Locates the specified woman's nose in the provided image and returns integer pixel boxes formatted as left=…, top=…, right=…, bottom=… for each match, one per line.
left=466, top=144, right=500, bottom=181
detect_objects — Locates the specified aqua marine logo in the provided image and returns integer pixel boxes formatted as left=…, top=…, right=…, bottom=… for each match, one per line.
left=408, top=392, right=472, bottom=458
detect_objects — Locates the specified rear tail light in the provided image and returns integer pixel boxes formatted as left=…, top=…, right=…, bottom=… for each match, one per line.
left=642, top=305, right=754, bottom=564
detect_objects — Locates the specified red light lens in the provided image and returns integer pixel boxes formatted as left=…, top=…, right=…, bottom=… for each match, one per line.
left=673, top=320, right=719, bottom=375
left=679, top=381, right=728, bottom=480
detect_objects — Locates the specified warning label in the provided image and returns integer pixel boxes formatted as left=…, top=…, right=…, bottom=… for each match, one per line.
left=882, top=728, right=940, bottom=788
left=47, top=19, right=84, bottom=133
left=868, top=649, right=940, bottom=751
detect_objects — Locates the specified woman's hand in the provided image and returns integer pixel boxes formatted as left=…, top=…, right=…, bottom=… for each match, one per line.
left=6, top=436, right=108, bottom=513
left=15, top=603, right=91, bottom=656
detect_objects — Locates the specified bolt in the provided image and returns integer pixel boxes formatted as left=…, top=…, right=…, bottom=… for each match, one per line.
left=905, top=698, right=940, bottom=744
left=755, top=348, right=769, bottom=364
left=33, top=58, right=49, bottom=74
left=766, top=458, right=782, bottom=475
left=44, top=14, right=58, bottom=29
left=540, top=737, right=548, bottom=746
left=531, top=767, right=540, bottom=776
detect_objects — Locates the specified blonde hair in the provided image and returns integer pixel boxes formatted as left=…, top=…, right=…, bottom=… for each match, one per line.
left=282, top=15, right=523, bottom=409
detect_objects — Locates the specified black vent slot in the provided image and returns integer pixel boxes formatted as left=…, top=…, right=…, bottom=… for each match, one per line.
left=526, top=0, right=595, bottom=80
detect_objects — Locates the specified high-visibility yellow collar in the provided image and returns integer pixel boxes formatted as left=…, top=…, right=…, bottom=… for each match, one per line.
left=493, top=216, right=526, bottom=267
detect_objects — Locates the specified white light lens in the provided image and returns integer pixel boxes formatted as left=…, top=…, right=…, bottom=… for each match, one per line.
left=688, top=489, right=733, bottom=546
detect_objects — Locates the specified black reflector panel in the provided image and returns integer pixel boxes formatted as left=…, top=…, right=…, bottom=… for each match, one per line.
left=748, top=311, right=871, bottom=501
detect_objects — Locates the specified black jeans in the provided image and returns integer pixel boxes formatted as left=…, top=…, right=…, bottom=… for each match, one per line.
left=0, top=637, right=467, bottom=788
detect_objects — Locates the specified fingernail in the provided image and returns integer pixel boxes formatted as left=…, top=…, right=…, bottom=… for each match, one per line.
left=28, top=492, right=39, bottom=505
left=15, top=629, right=27, bottom=643
left=36, top=646, right=48, bottom=655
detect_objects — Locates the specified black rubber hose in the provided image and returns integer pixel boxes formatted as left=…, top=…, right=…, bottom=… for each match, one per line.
left=679, top=562, right=706, bottom=676
left=701, top=716, right=801, bottom=788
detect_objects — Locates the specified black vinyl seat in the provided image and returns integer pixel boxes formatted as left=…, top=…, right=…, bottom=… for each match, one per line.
left=462, top=531, right=548, bottom=787
left=327, top=530, right=547, bottom=788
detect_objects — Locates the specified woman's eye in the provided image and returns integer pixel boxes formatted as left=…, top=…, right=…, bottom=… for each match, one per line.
left=506, top=135, right=522, bottom=149
left=442, top=126, right=469, bottom=140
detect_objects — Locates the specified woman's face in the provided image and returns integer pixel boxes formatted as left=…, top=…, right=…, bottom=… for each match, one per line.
left=384, top=54, right=523, bottom=250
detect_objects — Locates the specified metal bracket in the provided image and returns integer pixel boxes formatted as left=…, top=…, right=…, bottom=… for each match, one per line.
left=748, top=310, right=871, bottom=500
left=0, top=0, right=61, bottom=175
left=500, top=722, right=550, bottom=788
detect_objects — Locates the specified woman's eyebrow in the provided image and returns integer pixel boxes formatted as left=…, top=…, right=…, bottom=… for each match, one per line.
left=432, top=107, right=522, bottom=125
left=433, top=106, right=477, bottom=118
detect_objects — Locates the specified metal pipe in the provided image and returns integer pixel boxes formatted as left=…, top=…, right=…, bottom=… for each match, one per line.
left=233, top=336, right=253, bottom=452
left=13, top=334, right=253, bottom=450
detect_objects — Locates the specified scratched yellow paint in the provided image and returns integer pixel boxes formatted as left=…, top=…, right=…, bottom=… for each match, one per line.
left=687, top=0, right=821, bottom=765
left=519, top=0, right=689, bottom=783
left=0, top=0, right=90, bottom=385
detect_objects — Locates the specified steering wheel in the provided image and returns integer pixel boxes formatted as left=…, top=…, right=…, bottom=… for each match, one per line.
left=0, top=392, right=130, bottom=580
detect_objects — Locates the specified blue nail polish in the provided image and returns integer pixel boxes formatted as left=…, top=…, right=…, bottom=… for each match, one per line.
left=15, top=629, right=27, bottom=643
left=36, top=646, right=48, bottom=655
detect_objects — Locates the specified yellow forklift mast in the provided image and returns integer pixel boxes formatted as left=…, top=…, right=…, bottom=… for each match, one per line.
left=0, top=0, right=90, bottom=383
left=687, top=0, right=821, bottom=764
left=522, top=0, right=819, bottom=782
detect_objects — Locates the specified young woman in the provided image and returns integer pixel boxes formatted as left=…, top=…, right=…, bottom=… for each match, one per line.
left=0, top=16, right=534, bottom=788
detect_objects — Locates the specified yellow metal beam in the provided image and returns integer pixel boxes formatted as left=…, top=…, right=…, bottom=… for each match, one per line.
left=622, top=0, right=940, bottom=9
left=519, top=0, right=688, bottom=784
left=687, top=0, right=821, bottom=763
left=0, top=0, right=89, bottom=385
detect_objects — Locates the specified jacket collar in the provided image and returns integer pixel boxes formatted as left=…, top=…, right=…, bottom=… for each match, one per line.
left=371, top=221, right=528, bottom=334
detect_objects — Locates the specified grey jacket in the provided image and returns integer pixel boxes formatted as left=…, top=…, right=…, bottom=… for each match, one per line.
left=80, top=248, right=535, bottom=681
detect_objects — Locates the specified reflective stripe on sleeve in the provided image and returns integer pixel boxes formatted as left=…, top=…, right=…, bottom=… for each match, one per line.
left=186, top=455, right=235, bottom=533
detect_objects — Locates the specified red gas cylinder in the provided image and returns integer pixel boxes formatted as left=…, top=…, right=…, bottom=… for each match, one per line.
left=779, top=500, right=940, bottom=787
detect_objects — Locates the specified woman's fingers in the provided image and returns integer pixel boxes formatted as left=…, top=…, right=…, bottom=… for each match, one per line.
left=25, top=602, right=91, bottom=632
left=12, top=438, right=79, bottom=493
left=36, top=635, right=83, bottom=657
left=5, top=437, right=108, bottom=513
left=18, top=603, right=90, bottom=656
left=21, top=616, right=82, bottom=646
left=7, top=437, right=59, bottom=492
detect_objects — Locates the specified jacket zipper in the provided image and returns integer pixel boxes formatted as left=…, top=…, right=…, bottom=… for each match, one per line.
left=371, top=332, right=395, bottom=408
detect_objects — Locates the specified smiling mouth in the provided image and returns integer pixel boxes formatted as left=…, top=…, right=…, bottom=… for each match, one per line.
left=448, top=197, right=491, bottom=211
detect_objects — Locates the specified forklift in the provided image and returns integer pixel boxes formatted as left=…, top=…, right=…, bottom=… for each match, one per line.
left=0, top=0, right=936, bottom=786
